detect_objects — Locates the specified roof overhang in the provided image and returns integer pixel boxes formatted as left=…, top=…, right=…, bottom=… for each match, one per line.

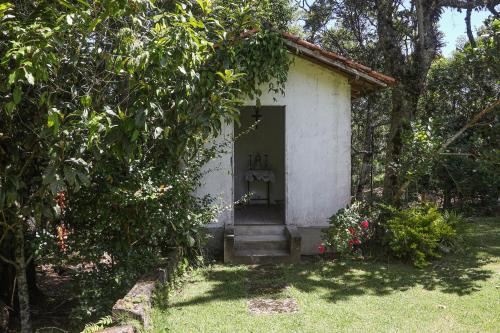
left=282, top=33, right=395, bottom=99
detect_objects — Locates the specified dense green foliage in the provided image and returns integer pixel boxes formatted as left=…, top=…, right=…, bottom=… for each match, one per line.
left=416, top=19, right=500, bottom=213
left=299, top=0, right=499, bottom=213
left=381, top=205, right=462, bottom=267
left=0, top=0, right=292, bottom=329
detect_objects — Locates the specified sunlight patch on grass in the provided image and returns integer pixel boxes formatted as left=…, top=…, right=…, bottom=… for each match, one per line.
left=150, top=217, right=500, bottom=332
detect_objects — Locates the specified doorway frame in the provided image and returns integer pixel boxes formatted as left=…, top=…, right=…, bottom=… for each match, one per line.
left=231, top=105, right=287, bottom=226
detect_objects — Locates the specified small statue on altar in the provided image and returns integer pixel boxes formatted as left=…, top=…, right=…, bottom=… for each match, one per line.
left=253, top=153, right=262, bottom=170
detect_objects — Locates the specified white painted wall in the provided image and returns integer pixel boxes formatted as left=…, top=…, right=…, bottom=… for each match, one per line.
left=194, top=123, right=233, bottom=227
left=200, top=55, right=351, bottom=228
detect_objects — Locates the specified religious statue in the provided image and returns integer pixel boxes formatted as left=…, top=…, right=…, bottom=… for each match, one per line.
left=253, top=153, right=262, bottom=170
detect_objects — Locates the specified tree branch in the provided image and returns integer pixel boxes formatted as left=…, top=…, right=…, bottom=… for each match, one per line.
left=439, top=0, right=500, bottom=9
left=395, top=100, right=500, bottom=201
left=465, top=1, right=477, bottom=48
left=0, top=254, right=18, bottom=268
left=437, top=99, right=500, bottom=154
left=486, top=3, right=500, bottom=17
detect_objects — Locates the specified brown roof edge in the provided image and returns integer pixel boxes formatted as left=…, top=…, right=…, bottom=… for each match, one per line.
left=227, top=29, right=394, bottom=97
left=281, top=32, right=395, bottom=87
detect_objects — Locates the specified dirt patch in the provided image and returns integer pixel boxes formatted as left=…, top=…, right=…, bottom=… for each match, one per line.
left=247, top=298, right=299, bottom=314
left=245, top=265, right=298, bottom=314
left=30, top=265, right=77, bottom=332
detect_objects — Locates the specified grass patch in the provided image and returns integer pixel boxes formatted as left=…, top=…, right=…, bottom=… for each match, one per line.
left=150, top=217, right=500, bottom=332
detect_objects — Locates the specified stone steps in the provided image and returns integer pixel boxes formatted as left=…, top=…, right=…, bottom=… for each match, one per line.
left=232, top=249, right=291, bottom=264
left=225, top=224, right=301, bottom=264
left=235, top=225, right=286, bottom=236
left=235, top=234, right=288, bottom=251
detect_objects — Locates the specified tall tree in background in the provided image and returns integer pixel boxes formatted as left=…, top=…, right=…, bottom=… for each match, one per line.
left=298, top=0, right=499, bottom=205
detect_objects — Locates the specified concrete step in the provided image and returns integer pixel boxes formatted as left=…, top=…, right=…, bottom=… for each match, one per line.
left=232, top=249, right=291, bottom=264
left=234, top=225, right=286, bottom=236
left=234, top=249, right=289, bottom=256
left=234, top=234, right=288, bottom=251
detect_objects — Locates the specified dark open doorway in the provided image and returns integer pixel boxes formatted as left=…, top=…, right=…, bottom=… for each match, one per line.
left=234, top=106, right=285, bottom=225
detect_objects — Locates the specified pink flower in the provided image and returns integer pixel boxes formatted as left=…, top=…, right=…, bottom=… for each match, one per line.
left=348, top=227, right=356, bottom=235
left=360, top=220, right=369, bottom=229
left=318, top=244, right=326, bottom=254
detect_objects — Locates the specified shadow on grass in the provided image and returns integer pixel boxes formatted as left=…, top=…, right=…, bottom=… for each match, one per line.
left=167, top=218, right=499, bottom=308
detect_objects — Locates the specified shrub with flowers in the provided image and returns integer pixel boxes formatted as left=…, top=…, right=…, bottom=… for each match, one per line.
left=322, top=202, right=373, bottom=256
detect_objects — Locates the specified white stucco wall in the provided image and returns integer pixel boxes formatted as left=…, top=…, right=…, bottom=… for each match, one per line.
left=194, top=123, right=233, bottom=227
left=200, top=54, right=351, bottom=228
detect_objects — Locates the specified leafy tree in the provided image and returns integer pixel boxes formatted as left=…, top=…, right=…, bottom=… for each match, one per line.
left=297, top=0, right=499, bottom=206
left=417, top=19, right=500, bottom=212
left=0, top=0, right=291, bottom=330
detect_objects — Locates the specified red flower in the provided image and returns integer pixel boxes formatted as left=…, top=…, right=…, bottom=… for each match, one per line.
left=360, top=220, right=369, bottom=229
left=318, top=244, right=326, bottom=254
left=54, top=191, right=66, bottom=211
left=348, top=227, right=356, bottom=235
left=348, top=240, right=354, bottom=248
left=353, top=238, right=361, bottom=245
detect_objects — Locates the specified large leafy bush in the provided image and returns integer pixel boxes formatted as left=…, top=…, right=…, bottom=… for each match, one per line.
left=0, top=0, right=293, bottom=329
left=382, top=205, right=461, bottom=267
left=36, top=156, right=218, bottom=319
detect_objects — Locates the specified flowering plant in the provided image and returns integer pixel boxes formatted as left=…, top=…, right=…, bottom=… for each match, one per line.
left=322, top=202, right=373, bottom=255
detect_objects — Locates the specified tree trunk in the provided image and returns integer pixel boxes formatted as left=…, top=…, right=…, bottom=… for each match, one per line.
left=1, top=225, right=41, bottom=329
left=377, top=0, right=441, bottom=206
left=14, top=222, right=32, bottom=333
left=381, top=83, right=411, bottom=206
left=0, top=299, right=9, bottom=332
left=376, top=0, right=409, bottom=205
left=355, top=107, right=374, bottom=201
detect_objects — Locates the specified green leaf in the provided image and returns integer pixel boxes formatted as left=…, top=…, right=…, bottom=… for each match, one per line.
left=131, top=129, right=139, bottom=142
left=8, top=71, right=16, bottom=85
left=88, top=17, right=102, bottom=32
left=196, top=0, right=205, bottom=11
left=81, top=95, right=91, bottom=107
left=13, top=86, right=22, bottom=104
left=76, top=171, right=90, bottom=187
left=6, top=191, right=17, bottom=207
left=47, top=107, right=61, bottom=133
left=4, top=101, right=15, bottom=114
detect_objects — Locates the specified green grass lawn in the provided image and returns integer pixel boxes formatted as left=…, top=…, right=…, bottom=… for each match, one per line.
left=150, top=218, right=500, bottom=332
